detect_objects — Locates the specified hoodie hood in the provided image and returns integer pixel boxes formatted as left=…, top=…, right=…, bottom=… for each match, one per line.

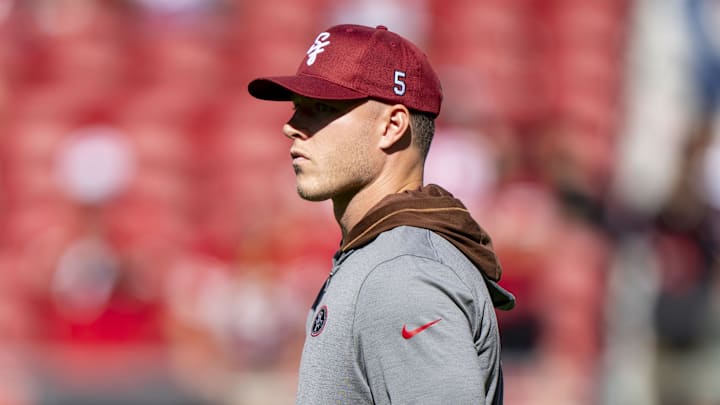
left=342, top=184, right=515, bottom=310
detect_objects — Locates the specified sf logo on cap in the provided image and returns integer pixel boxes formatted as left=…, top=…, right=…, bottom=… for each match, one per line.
left=306, top=32, right=331, bottom=66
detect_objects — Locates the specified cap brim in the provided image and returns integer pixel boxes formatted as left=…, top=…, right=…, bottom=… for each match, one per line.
left=248, top=75, right=368, bottom=101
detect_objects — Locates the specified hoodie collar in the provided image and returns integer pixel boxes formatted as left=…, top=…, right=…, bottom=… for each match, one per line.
left=342, top=184, right=515, bottom=310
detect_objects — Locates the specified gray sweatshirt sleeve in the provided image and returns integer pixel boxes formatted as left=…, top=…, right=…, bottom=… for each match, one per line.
left=353, top=254, right=499, bottom=404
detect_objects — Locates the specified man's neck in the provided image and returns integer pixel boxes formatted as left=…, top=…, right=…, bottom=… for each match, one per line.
left=333, top=177, right=423, bottom=241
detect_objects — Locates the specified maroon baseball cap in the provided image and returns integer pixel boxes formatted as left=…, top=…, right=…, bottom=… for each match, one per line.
left=248, top=24, right=443, bottom=117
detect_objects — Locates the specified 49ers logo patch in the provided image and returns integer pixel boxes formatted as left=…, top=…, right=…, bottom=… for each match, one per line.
left=311, top=305, right=328, bottom=337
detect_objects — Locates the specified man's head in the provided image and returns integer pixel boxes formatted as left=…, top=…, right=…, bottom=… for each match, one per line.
left=248, top=24, right=442, bottom=201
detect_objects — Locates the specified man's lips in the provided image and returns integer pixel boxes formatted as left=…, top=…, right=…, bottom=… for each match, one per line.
left=290, top=149, right=309, bottom=162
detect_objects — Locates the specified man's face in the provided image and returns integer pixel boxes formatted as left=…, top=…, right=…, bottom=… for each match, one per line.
left=284, top=96, right=384, bottom=202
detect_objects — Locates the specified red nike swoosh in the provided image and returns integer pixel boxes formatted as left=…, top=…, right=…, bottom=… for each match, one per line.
left=402, top=319, right=442, bottom=339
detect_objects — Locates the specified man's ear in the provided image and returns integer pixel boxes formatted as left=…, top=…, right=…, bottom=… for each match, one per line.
left=378, top=104, right=411, bottom=152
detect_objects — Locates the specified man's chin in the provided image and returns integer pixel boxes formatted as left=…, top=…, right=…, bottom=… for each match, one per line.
left=296, top=186, right=331, bottom=202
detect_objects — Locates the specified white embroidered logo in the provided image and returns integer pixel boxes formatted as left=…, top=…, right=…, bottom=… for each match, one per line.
left=306, top=32, right=331, bottom=66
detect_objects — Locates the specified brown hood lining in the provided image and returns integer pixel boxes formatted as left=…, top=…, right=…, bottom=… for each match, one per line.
left=341, top=184, right=515, bottom=310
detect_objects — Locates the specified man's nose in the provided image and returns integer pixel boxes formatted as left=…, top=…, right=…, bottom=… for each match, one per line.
left=283, top=122, right=309, bottom=140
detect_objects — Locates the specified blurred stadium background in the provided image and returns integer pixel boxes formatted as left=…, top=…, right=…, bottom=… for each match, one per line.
left=0, top=0, right=718, bottom=404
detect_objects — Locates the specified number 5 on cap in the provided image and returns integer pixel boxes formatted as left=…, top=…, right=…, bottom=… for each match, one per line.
left=394, top=71, right=406, bottom=96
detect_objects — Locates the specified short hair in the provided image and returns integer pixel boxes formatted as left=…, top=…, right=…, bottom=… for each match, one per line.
left=410, top=111, right=436, bottom=159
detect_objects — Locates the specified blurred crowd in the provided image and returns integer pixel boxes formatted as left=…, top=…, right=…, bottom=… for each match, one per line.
left=0, top=0, right=718, bottom=404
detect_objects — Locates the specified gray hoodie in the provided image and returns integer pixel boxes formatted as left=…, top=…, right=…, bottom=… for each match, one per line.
left=296, top=185, right=514, bottom=404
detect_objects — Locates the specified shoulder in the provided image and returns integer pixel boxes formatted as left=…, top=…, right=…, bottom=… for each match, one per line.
left=355, top=226, right=489, bottom=297
left=350, top=226, right=496, bottom=328
left=352, top=227, right=492, bottom=319
left=352, top=225, right=453, bottom=263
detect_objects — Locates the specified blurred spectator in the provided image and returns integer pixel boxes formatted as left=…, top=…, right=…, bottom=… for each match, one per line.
left=651, top=128, right=720, bottom=405
left=604, top=1, right=720, bottom=405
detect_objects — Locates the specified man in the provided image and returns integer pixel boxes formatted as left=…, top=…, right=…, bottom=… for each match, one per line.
left=248, top=23, right=514, bottom=404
